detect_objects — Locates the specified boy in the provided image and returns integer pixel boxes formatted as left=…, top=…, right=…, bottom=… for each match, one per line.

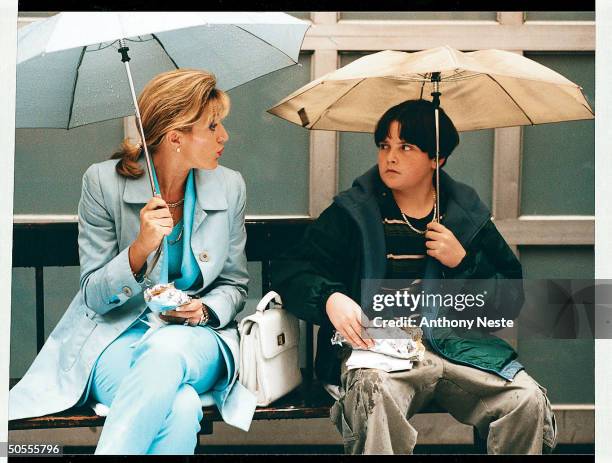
left=272, top=99, right=556, bottom=454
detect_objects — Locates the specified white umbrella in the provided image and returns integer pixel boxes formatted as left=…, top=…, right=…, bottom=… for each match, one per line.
left=17, top=11, right=310, bottom=195
left=17, top=11, right=309, bottom=275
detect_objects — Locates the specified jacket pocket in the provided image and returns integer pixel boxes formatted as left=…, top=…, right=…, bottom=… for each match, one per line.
left=59, top=312, right=98, bottom=372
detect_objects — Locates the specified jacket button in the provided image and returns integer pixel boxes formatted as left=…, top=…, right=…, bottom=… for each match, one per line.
left=122, top=286, right=133, bottom=297
left=198, top=251, right=210, bottom=262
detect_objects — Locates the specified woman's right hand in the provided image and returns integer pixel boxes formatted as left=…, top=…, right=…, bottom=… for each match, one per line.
left=326, top=292, right=375, bottom=349
left=129, top=196, right=173, bottom=276
left=135, top=196, right=174, bottom=254
left=134, top=195, right=173, bottom=255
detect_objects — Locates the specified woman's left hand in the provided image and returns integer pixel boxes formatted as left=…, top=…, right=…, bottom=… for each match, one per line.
left=424, top=221, right=467, bottom=269
left=159, top=299, right=205, bottom=326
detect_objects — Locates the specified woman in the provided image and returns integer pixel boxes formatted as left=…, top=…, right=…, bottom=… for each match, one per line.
left=272, top=99, right=557, bottom=454
left=9, top=69, right=256, bottom=454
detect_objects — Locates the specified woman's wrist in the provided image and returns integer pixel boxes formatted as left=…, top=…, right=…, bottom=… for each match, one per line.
left=198, top=301, right=210, bottom=326
left=128, top=240, right=149, bottom=277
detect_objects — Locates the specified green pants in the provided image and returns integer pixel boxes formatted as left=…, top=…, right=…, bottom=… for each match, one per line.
left=330, top=348, right=557, bottom=454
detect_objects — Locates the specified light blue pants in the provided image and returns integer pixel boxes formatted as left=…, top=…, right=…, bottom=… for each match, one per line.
left=92, top=321, right=224, bottom=455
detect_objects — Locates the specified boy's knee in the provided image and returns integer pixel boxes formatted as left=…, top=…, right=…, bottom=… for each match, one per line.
left=502, top=376, right=546, bottom=424
left=344, top=369, right=395, bottom=415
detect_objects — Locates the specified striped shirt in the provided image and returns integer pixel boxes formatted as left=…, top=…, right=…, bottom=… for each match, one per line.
left=379, top=187, right=441, bottom=281
left=376, top=186, right=447, bottom=317
left=378, top=187, right=442, bottom=316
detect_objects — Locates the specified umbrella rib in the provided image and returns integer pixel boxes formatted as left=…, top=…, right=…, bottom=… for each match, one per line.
left=151, top=34, right=179, bottom=69
left=582, top=102, right=595, bottom=116
left=66, top=47, right=87, bottom=129
left=268, top=82, right=322, bottom=114
left=224, top=61, right=305, bottom=93
left=233, top=25, right=297, bottom=64
left=309, top=78, right=367, bottom=129
left=578, top=88, right=595, bottom=116
left=486, top=74, right=535, bottom=126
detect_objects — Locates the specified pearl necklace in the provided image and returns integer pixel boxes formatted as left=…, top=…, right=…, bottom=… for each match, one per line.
left=400, top=189, right=437, bottom=235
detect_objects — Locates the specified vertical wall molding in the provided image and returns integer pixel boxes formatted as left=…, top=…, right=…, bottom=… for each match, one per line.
left=493, top=126, right=523, bottom=221
left=123, top=115, right=139, bottom=144
left=308, top=14, right=339, bottom=217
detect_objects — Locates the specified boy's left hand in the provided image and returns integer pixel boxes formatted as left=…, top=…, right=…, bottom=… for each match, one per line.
left=424, top=221, right=467, bottom=269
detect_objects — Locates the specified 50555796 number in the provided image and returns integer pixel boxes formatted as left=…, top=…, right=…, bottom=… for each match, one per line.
left=5, top=443, right=63, bottom=456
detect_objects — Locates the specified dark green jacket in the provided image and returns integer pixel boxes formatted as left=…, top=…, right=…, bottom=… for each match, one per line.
left=271, top=166, right=525, bottom=385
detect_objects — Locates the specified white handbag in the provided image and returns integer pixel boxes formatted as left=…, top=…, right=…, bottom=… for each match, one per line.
left=238, top=291, right=302, bottom=406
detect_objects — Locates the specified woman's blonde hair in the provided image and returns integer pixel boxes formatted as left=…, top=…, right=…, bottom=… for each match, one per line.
left=111, top=69, right=230, bottom=178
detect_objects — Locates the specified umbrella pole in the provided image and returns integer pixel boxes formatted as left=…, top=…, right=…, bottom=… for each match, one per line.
left=431, top=72, right=442, bottom=223
left=118, top=39, right=158, bottom=197
left=118, top=40, right=163, bottom=280
left=435, top=109, right=440, bottom=223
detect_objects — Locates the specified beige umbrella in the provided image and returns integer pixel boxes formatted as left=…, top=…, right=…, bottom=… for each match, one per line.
left=268, top=46, right=593, bottom=132
left=268, top=45, right=594, bottom=220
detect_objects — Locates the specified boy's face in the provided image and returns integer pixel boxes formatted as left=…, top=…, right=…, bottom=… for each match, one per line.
left=377, top=121, right=443, bottom=192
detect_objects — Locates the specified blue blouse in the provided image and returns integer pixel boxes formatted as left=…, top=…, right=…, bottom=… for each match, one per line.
left=167, top=219, right=184, bottom=281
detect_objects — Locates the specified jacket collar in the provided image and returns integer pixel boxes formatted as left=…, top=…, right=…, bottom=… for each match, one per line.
left=122, top=157, right=228, bottom=211
left=335, top=165, right=491, bottom=249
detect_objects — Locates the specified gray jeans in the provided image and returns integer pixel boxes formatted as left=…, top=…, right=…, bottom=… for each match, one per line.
left=330, top=348, right=557, bottom=454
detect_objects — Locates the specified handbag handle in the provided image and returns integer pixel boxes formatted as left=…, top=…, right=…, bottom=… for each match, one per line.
left=256, top=291, right=283, bottom=313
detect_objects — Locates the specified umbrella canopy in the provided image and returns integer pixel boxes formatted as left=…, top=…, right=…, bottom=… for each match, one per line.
left=268, top=46, right=594, bottom=133
left=16, top=11, right=309, bottom=277
left=17, top=12, right=309, bottom=129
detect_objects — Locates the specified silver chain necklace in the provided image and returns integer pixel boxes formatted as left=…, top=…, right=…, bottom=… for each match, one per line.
left=400, top=189, right=437, bottom=235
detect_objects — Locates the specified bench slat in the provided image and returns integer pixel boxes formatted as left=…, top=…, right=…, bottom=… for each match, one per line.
left=9, top=376, right=448, bottom=431
left=12, top=220, right=312, bottom=268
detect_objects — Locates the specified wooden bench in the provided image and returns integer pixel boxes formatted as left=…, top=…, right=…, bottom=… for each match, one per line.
left=8, top=218, right=486, bottom=451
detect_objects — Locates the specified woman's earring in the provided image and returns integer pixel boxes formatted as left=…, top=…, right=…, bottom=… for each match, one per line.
left=176, top=147, right=181, bottom=153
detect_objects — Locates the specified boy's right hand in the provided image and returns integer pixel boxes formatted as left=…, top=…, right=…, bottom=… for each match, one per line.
left=326, top=292, right=375, bottom=349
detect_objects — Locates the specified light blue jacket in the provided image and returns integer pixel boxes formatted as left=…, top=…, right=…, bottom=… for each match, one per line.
left=9, top=157, right=257, bottom=431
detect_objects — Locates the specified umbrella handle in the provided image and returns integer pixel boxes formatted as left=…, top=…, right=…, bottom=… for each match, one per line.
left=142, top=243, right=164, bottom=285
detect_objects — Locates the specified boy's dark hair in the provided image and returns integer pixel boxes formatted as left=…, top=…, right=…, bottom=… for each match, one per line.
left=374, top=99, right=460, bottom=162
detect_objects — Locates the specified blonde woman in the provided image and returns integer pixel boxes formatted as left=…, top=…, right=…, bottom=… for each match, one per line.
left=9, top=69, right=256, bottom=454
